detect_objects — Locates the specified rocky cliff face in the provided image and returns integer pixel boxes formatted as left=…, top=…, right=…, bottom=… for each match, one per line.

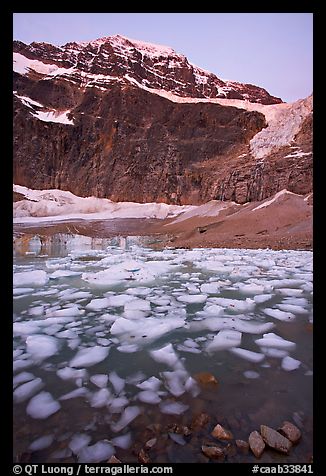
left=13, top=35, right=312, bottom=205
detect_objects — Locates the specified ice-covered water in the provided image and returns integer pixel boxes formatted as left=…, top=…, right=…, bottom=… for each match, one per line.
left=13, top=234, right=313, bottom=463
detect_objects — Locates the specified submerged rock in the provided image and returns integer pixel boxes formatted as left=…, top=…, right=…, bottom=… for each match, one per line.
left=201, top=444, right=224, bottom=459
left=193, top=372, right=218, bottom=386
left=191, top=412, right=210, bottom=430
left=138, top=449, right=151, bottom=464
left=260, top=425, right=292, bottom=454
left=211, top=423, right=233, bottom=440
left=249, top=431, right=265, bottom=458
left=277, top=421, right=301, bottom=444
left=108, top=455, right=122, bottom=463
left=236, top=439, right=249, bottom=452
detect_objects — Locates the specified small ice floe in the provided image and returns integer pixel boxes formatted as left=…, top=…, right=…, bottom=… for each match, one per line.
left=262, top=308, right=295, bottom=321
left=281, top=356, right=301, bottom=371
left=243, top=370, right=260, bottom=379
left=29, top=434, right=54, bottom=451
left=150, top=343, right=180, bottom=368
left=229, top=347, right=265, bottom=363
left=255, top=333, right=296, bottom=350
left=125, top=287, right=152, bottom=296
left=176, top=294, right=208, bottom=304
left=59, top=388, right=89, bottom=401
left=109, top=396, right=129, bottom=413
left=89, top=388, right=111, bottom=408
left=13, top=359, right=33, bottom=373
left=237, top=283, right=266, bottom=295
left=277, top=288, right=304, bottom=297
left=137, top=390, right=161, bottom=404
left=104, top=294, right=134, bottom=307
left=124, top=299, right=151, bottom=312
left=276, top=303, right=309, bottom=314
left=111, top=316, right=185, bottom=344
left=26, top=391, right=61, bottom=419
left=261, top=348, right=289, bottom=358
left=86, top=298, right=109, bottom=311
left=13, top=321, right=41, bottom=336
left=108, top=371, right=125, bottom=394
left=28, top=305, right=45, bottom=316
left=13, top=287, right=34, bottom=296
left=117, top=344, right=139, bottom=353
left=254, top=294, right=273, bottom=304
left=90, top=374, right=108, bottom=388
left=169, top=433, right=186, bottom=445
left=200, top=282, right=220, bottom=294
left=56, top=367, right=88, bottom=382
left=69, top=346, right=109, bottom=368
left=206, top=330, right=242, bottom=352
left=111, top=433, right=132, bottom=449
left=45, top=305, right=85, bottom=317
left=78, top=441, right=115, bottom=463
left=26, top=335, right=60, bottom=361
left=13, top=378, right=44, bottom=403
left=13, top=371, right=35, bottom=388
left=198, top=303, right=224, bottom=316
left=69, top=434, right=92, bottom=454
left=49, top=270, right=81, bottom=279
left=13, top=270, right=48, bottom=287
left=58, top=290, right=92, bottom=301
left=111, top=406, right=141, bottom=432
left=136, top=376, right=161, bottom=391
left=208, top=297, right=255, bottom=313
left=159, top=401, right=189, bottom=415
left=161, top=370, right=189, bottom=397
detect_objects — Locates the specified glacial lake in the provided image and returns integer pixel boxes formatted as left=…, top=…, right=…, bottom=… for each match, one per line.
left=13, top=233, right=313, bottom=463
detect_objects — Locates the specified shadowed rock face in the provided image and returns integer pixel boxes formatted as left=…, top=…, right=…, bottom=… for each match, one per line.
left=13, top=36, right=312, bottom=205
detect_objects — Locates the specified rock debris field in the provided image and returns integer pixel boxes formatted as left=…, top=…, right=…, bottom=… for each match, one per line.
left=13, top=235, right=313, bottom=463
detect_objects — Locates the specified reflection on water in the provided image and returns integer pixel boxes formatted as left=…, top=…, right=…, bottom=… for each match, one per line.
left=13, top=232, right=313, bottom=463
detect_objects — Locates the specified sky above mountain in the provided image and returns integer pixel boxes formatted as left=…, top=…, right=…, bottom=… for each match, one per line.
left=13, top=12, right=313, bottom=103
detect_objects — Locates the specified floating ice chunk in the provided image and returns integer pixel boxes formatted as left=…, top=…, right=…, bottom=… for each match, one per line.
left=209, top=297, right=255, bottom=313
left=29, top=435, right=54, bottom=451
left=232, top=319, right=274, bottom=334
left=26, top=391, right=61, bottom=419
left=13, top=359, right=33, bottom=372
left=263, top=308, right=296, bottom=321
left=26, top=335, right=60, bottom=361
left=90, top=374, right=108, bottom=388
left=78, top=441, right=114, bottom=463
left=56, top=329, right=79, bottom=339
left=160, top=401, right=189, bottom=415
left=109, top=371, right=125, bottom=394
left=111, top=316, right=185, bottom=343
left=45, top=305, right=85, bottom=317
left=176, top=294, right=208, bottom=304
left=277, top=288, right=304, bottom=297
left=13, top=371, right=35, bottom=388
left=70, top=346, right=109, bottom=368
left=97, top=337, right=111, bottom=347
left=206, top=330, right=242, bottom=352
left=229, top=348, right=265, bottom=363
left=67, top=338, right=81, bottom=350
left=282, top=356, right=301, bottom=371
left=124, top=299, right=151, bottom=312
left=50, top=270, right=81, bottom=279
left=162, top=370, right=189, bottom=397
left=59, top=290, right=92, bottom=301
left=260, top=347, right=289, bottom=358
left=111, top=433, right=132, bottom=449
left=184, top=376, right=200, bottom=397
left=201, top=304, right=224, bottom=316
left=86, top=298, right=109, bottom=311
left=13, top=287, right=34, bottom=296
left=243, top=370, right=260, bottom=379
left=276, top=304, right=309, bottom=314
left=117, top=344, right=139, bottom=353
left=89, top=388, right=111, bottom=408
left=13, top=321, right=41, bottom=336
left=13, top=270, right=48, bottom=287
left=200, top=282, right=220, bottom=294
left=137, top=376, right=162, bottom=391
left=150, top=344, right=180, bottom=368
left=177, top=344, right=201, bottom=354
left=109, top=396, right=129, bottom=413
left=111, top=406, right=141, bottom=432
left=59, top=388, right=89, bottom=400
left=137, top=390, right=161, bottom=404
left=69, top=434, right=92, bottom=454
left=28, top=305, right=45, bottom=316
left=254, top=294, right=273, bottom=304
left=14, top=378, right=44, bottom=403
left=126, top=287, right=152, bottom=296
left=238, top=283, right=266, bottom=295
left=169, top=433, right=186, bottom=445
left=105, top=294, right=135, bottom=307
left=123, top=310, right=148, bottom=320
left=255, top=333, right=296, bottom=350
left=56, top=367, right=88, bottom=382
